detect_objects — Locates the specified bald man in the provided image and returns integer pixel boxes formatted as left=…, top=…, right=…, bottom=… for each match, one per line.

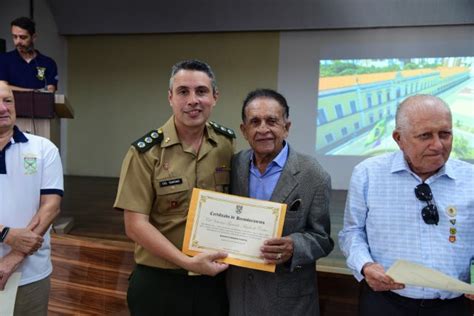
left=339, top=95, right=474, bottom=315
left=0, top=83, right=63, bottom=315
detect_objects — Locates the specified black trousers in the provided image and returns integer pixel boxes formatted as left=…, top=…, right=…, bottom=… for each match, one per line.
left=359, top=280, right=471, bottom=316
left=127, top=264, right=228, bottom=316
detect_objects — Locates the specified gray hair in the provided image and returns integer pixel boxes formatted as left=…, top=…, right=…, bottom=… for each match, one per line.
left=169, top=59, right=217, bottom=94
left=395, top=94, right=451, bottom=131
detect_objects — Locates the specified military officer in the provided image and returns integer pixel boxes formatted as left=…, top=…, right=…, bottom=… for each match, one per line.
left=114, top=60, right=235, bottom=316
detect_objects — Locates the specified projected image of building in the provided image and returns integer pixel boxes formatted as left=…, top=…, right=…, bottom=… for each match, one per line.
left=315, top=57, right=473, bottom=157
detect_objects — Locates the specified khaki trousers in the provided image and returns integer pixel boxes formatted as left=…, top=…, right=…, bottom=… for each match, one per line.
left=14, top=275, right=51, bottom=316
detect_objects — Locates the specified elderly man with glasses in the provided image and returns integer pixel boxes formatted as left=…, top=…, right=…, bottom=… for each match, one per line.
left=339, top=94, right=474, bottom=316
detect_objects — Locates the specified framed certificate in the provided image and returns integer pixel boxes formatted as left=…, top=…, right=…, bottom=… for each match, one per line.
left=182, top=188, right=287, bottom=272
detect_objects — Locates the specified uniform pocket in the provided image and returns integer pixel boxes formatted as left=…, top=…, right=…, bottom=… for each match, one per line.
left=214, top=170, right=230, bottom=193
left=154, top=177, right=190, bottom=214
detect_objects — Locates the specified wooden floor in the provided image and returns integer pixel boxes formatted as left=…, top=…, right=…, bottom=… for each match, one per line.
left=59, top=176, right=128, bottom=240
left=49, top=235, right=133, bottom=315
left=49, top=176, right=132, bottom=315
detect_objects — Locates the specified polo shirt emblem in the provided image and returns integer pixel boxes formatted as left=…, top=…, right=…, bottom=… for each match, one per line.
left=24, top=156, right=38, bottom=175
left=36, top=67, right=46, bottom=81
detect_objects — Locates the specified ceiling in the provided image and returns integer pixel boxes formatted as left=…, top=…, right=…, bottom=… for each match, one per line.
left=46, top=0, right=474, bottom=35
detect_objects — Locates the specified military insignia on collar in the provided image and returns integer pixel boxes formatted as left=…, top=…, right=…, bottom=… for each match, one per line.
left=36, top=67, right=46, bottom=81
left=209, top=121, right=236, bottom=139
left=132, top=129, right=163, bottom=153
left=23, top=155, right=38, bottom=175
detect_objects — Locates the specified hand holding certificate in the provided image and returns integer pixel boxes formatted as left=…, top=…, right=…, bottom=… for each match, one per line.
left=182, top=188, right=287, bottom=272
left=386, top=260, right=474, bottom=295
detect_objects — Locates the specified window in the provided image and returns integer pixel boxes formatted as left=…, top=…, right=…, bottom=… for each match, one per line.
left=335, top=104, right=344, bottom=119
left=350, top=100, right=357, bottom=114
left=369, top=114, right=374, bottom=124
left=354, top=122, right=360, bottom=130
left=379, top=110, right=384, bottom=119
left=341, top=127, right=348, bottom=136
left=367, top=94, right=373, bottom=108
left=386, top=90, right=391, bottom=101
left=396, top=88, right=401, bottom=99
left=377, top=92, right=382, bottom=105
left=325, top=133, right=334, bottom=143
left=317, top=109, right=327, bottom=126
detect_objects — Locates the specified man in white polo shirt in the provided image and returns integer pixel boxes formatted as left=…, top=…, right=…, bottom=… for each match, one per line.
left=0, top=82, right=63, bottom=315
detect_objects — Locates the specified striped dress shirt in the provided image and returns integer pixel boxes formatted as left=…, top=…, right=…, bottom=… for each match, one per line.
left=339, top=151, right=474, bottom=299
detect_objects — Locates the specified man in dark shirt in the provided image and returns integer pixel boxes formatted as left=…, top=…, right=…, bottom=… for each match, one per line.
left=0, top=17, right=58, bottom=92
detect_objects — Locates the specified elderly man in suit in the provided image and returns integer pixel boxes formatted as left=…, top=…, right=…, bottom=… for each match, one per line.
left=226, top=88, right=334, bottom=316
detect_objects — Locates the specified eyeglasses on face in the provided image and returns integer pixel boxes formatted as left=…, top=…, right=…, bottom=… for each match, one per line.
left=414, top=183, right=439, bottom=225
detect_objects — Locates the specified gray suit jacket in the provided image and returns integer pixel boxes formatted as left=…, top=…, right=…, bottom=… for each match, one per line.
left=226, top=145, right=334, bottom=316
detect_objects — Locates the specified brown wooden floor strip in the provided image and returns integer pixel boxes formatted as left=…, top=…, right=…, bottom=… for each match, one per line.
left=49, top=234, right=133, bottom=315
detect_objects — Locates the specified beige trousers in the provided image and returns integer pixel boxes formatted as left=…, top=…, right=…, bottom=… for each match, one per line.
left=14, top=275, right=51, bottom=316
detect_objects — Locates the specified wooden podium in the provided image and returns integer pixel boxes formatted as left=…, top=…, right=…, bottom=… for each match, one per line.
left=14, top=91, right=74, bottom=147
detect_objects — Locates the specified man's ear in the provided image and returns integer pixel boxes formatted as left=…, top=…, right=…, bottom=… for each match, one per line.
left=392, top=130, right=401, bottom=145
left=213, top=89, right=219, bottom=105
left=285, top=120, right=291, bottom=132
left=240, top=123, right=248, bottom=140
left=167, top=89, right=173, bottom=106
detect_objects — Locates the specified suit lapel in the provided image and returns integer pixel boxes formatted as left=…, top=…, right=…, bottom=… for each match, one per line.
left=270, top=146, right=299, bottom=203
left=235, top=150, right=251, bottom=197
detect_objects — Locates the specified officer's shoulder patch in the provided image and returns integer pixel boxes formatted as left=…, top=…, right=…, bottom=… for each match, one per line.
left=132, top=129, right=164, bottom=153
left=209, top=121, right=236, bottom=139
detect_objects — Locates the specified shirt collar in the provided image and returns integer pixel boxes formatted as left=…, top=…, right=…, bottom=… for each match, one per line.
left=160, top=116, right=214, bottom=148
left=13, top=49, right=40, bottom=63
left=205, top=122, right=219, bottom=145
left=390, top=151, right=408, bottom=174
left=250, top=141, right=289, bottom=169
left=12, top=125, right=28, bottom=144
left=160, top=116, right=182, bottom=147
left=390, top=150, right=455, bottom=180
left=437, top=160, right=456, bottom=180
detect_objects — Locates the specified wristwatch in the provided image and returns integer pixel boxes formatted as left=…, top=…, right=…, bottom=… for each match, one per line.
left=0, top=226, right=10, bottom=243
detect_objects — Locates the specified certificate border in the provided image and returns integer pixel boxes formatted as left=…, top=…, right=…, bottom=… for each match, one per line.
left=182, top=188, right=287, bottom=272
